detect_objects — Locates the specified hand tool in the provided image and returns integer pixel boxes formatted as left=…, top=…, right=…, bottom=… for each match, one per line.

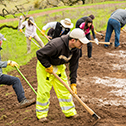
left=94, top=30, right=104, bottom=39
left=90, top=40, right=112, bottom=45
left=15, top=66, right=37, bottom=95
left=52, top=72, right=101, bottom=125
left=21, top=31, right=41, bottom=48
left=29, top=20, right=50, bottom=41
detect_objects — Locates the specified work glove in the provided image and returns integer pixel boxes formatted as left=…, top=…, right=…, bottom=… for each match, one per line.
left=121, top=28, right=123, bottom=31
left=41, top=30, right=45, bottom=36
left=7, top=60, right=19, bottom=68
left=29, top=36, right=32, bottom=40
left=45, top=65, right=53, bottom=74
left=70, top=83, right=77, bottom=94
left=94, top=38, right=99, bottom=45
left=19, top=29, right=23, bottom=32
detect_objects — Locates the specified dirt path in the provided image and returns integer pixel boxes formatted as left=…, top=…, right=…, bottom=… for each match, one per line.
left=0, top=30, right=126, bottom=126
left=0, top=2, right=125, bottom=23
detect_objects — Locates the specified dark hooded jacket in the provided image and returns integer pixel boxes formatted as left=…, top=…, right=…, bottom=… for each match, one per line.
left=47, top=22, right=70, bottom=39
left=36, top=35, right=80, bottom=84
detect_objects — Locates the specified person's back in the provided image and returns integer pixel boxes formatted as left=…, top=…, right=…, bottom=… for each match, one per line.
left=110, top=9, right=126, bottom=27
left=75, top=14, right=95, bottom=28
left=75, top=16, right=88, bottom=28
left=105, top=9, right=126, bottom=48
left=41, top=18, right=73, bottom=39
left=19, top=16, right=44, bottom=53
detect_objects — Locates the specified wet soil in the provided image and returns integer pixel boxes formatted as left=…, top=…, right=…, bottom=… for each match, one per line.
left=0, top=30, right=126, bottom=126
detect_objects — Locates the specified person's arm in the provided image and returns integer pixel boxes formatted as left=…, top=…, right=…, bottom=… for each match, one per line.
left=31, top=24, right=37, bottom=38
left=0, top=61, right=7, bottom=68
left=19, top=21, right=26, bottom=30
left=69, top=49, right=80, bottom=94
left=36, top=43, right=57, bottom=68
left=91, top=26, right=99, bottom=45
left=42, top=22, right=57, bottom=31
left=0, top=60, right=18, bottom=68
left=69, top=49, right=80, bottom=84
left=41, top=22, right=57, bottom=36
left=79, top=22, right=85, bottom=30
left=91, top=28, right=96, bottom=39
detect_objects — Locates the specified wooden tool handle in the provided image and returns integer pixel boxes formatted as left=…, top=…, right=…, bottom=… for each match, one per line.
left=52, top=72, right=100, bottom=117
left=90, top=40, right=111, bottom=45
left=30, top=20, right=50, bottom=41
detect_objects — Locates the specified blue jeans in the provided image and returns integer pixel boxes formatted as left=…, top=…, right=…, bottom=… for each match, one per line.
left=0, top=74, right=26, bottom=102
left=105, top=18, right=121, bottom=47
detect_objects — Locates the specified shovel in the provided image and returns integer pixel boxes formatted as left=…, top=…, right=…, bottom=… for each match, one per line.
left=52, top=72, right=101, bottom=125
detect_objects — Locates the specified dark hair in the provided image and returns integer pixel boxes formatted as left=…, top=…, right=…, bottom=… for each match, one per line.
left=84, top=17, right=93, bottom=31
left=68, top=35, right=78, bottom=41
left=28, top=20, right=33, bottom=26
left=89, top=14, right=95, bottom=20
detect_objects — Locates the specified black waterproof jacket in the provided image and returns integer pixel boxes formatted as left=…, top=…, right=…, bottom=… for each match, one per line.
left=36, top=35, right=80, bottom=84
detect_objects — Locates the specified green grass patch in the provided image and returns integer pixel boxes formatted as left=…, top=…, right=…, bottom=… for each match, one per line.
left=0, top=108, right=4, bottom=111
left=0, top=115, right=7, bottom=120
left=5, top=92, right=13, bottom=96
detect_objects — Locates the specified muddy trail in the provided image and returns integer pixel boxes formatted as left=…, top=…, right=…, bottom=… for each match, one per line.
left=0, top=30, right=126, bottom=126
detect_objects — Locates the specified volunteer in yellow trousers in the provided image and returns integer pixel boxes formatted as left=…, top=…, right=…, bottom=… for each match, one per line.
left=36, top=28, right=89, bottom=123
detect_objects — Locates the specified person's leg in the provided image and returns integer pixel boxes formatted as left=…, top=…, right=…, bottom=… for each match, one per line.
left=34, top=35, right=44, bottom=47
left=0, top=74, right=25, bottom=102
left=36, top=61, right=52, bottom=119
left=112, top=20, right=121, bottom=47
left=86, top=33, right=92, bottom=58
left=105, top=18, right=113, bottom=47
left=26, top=37, right=31, bottom=53
left=53, top=65, right=77, bottom=117
left=79, top=48, right=82, bottom=57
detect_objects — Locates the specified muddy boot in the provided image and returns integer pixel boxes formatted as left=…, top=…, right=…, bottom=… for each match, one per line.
left=66, top=114, right=80, bottom=119
left=39, top=117, right=48, bottom=123
left=20, top=98, right=35, bottom=108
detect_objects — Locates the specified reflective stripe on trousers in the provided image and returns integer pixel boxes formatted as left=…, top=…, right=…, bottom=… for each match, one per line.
left=36, top=61, right=77, bottom=119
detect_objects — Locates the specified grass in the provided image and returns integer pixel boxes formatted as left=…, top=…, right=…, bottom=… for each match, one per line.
left=0, top=1, right=126, bottom=20
left=5, top=92, right=13, bottom=96
left=0, top=1, right=126, bottom=74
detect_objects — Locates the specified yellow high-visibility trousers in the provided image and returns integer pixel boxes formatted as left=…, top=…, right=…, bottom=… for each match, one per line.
left=36, top=61, right=77, bottom=119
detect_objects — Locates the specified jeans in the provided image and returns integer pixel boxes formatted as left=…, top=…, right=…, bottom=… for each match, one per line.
left=79, top=33, right=92, bottom=58
left=0, top=74, right=25, bottom=102
left=86, top=33, right=92, bottom=58
left=105, top=18, right=121, bottom=47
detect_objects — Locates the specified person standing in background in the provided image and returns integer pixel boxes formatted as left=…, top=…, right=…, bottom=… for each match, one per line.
left=41, top=18, right=73, bottom=40
left=79, top=17, right=99, bottom=58
left=19, top=17, right=44, bottom=54
left=104, top=9, right=126, bottom=48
